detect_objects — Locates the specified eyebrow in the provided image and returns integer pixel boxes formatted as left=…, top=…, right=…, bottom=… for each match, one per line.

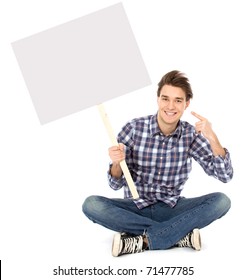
left=161, top=95, right=184, bottom=100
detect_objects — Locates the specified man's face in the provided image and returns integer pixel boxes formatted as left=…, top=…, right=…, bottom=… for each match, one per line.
left=157, top=84, right=190, bottom=128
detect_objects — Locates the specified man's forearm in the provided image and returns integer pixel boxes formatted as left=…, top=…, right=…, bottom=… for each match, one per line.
left=110, top=162, right=123, bottom=178
left=207, top=133, right=226, bottom=157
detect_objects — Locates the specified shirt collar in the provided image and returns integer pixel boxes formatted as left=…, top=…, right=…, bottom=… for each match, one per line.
left=150, top=113, right=182, bottom=138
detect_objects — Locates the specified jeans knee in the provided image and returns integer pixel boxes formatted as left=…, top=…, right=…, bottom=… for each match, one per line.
left=82, top=195, right=106, bottom=219
left=82, top=195, right=96, bottom=216
left=215, top=192, right=231, bottom=216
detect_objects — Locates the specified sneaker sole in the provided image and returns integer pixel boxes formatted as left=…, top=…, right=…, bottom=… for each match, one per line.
left=112, top=233, right=122, bottom=257
left=192, top=229, right=201, bottom=251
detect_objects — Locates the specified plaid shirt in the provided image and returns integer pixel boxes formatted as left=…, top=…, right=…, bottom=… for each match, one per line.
left=107, top=114, right=233, bottom=209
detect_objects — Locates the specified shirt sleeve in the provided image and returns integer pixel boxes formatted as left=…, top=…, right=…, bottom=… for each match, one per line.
left=189, top=134, right=233, bottom=183
left=107, top=163, right=126, bottom=190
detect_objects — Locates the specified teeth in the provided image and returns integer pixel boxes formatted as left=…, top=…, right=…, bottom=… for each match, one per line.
left=166, top=112, right=175, bottom=116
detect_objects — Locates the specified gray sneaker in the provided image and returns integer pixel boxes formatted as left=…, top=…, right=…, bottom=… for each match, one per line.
left=112, top=233, right=145, bottom=257
left=175, top=229, right=201, bottom=251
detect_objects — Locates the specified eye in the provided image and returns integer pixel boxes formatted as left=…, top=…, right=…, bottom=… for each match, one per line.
left=176, top=99, right=183, bottom=103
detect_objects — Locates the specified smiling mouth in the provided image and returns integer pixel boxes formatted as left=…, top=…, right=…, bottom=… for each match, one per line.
left=165, top=111, right=177, bottom=116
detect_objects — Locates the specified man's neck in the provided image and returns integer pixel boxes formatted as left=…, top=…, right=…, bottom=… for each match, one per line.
left=161, top=125, right=177, bottom=136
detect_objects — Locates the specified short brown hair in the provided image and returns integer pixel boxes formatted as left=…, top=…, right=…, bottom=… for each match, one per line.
left=157, top=70, right=193, bottom=101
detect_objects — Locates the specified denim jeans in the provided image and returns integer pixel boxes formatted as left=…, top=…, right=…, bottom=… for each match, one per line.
left=82, top=192, right=231, bottom=250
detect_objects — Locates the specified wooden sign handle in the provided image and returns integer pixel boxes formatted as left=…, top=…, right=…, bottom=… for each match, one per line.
left=97, top=104, right=139, bottom=199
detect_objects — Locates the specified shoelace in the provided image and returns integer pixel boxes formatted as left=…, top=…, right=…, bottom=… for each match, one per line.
left=177, top=233, right=192, bottom=248
left=121, top=236, right=143, bottom=254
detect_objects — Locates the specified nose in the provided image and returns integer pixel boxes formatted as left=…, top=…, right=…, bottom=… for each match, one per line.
left=167, top=100, right=175, bottom=109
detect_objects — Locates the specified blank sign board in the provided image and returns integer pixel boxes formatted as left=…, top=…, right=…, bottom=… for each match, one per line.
left=12, top=2, right=150, bottom=198
left=12, top=2, right=151, bottom=125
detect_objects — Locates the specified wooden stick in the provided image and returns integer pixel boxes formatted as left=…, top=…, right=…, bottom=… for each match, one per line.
left=97, top=104, right=139, bottom=199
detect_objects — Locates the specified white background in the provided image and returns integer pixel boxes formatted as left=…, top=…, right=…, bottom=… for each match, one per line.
left=0, top=0, right=243, bottom=279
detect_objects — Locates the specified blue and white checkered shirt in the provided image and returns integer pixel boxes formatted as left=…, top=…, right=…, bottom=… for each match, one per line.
left=107, top=114, right=233, bottom=209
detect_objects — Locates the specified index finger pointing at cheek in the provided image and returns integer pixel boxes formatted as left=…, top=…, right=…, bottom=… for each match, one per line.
left=191, top=111, right=206, bottom=121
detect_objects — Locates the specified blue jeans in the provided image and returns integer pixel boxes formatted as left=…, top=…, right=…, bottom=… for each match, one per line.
left=82, top=192, right=231, bottom=250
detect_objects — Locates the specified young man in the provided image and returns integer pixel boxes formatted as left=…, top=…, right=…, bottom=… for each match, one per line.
left=82, top=70, right=233, bottom=257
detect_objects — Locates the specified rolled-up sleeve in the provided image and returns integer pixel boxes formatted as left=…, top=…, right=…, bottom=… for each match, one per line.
left=107, top=163, right=126, bottom=190
left=190, top=134, right=233, bottom=183
left=212, top=149, right=233, bottom=182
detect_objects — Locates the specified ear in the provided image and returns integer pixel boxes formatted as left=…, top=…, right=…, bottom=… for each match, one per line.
left=185, top=100, right=190, bottom=109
